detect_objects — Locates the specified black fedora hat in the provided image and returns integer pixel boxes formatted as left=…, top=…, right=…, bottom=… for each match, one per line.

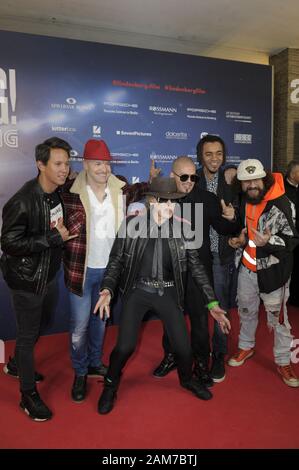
left=145, top=177, right=185, bottom=200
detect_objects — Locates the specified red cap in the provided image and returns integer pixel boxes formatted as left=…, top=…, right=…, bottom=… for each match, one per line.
left=83, top=139, right=111, bottom=161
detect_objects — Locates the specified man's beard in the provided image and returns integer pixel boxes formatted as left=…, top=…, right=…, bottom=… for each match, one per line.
left=244, top=187, right=266, bottom=205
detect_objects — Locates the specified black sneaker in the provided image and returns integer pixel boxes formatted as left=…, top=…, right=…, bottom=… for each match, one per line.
left=182, top=378, right=213, bottom=401
left=20, top=389, right=52, bottom=421
left=193, top=356, right=214, bottom=388
left=210, top=352, right=226, bottom=383
left=153, top=353, right=177, bottom=378
left=87, top=364, right=108, bottom=378
left=3, top=356, right=44, bottom=383
left=98, top=386, right=117, bottom=415
left=71, top=375, right=87, bottom=402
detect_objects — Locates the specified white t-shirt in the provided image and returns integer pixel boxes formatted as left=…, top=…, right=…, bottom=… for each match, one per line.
left=86, top=185, right=115, bottom=268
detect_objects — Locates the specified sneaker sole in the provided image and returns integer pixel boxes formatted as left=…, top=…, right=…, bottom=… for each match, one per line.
left=3, top=364, right=18, bottom=377
left=212, top=374, right=226, bottom=383
left=277, top=369, right=299, bottom=388
left=228, top=351, right=254, bottom=367
left=20, top=403, right=52, bottom=422
left=3, top=365, right=43, bottom=383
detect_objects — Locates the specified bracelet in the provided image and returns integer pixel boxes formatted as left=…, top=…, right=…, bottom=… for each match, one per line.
left=207, top=300, right=219, bottom=310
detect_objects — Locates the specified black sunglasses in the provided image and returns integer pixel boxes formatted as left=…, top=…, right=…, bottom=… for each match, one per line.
left=173, top=171, right=198, bottom=182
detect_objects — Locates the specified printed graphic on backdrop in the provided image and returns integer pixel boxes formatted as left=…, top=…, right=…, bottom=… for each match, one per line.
left=0, top=30, right=272, bottom=339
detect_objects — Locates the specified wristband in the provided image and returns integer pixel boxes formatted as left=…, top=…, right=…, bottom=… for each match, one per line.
left=207, top=300, right=219, bottom=310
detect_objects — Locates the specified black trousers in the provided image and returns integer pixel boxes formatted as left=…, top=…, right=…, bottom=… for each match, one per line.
left=107, top=287, right=193, bottom=385
left=10, top=277, right=58, bottom=392
left=163, top=275, right=210, bottom=359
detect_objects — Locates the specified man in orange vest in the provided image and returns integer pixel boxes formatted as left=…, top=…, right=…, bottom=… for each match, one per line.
left=228, top=159, right=299, bottom=387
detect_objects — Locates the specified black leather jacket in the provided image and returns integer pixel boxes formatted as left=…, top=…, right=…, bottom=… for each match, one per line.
left=0, top=178, right=64, bottom=294
left=101, top=211, right=216, bottom=310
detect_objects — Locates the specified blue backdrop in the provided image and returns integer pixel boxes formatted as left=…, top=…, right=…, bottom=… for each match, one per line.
left=0, top=30, right=272, bottom=339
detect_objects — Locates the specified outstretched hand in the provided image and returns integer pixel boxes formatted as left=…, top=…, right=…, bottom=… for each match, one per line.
left=209, top=305, right=231, bottom=334
left=93, top=289, right=111, bottom=319
left=150, top=159, right=161, bottom=182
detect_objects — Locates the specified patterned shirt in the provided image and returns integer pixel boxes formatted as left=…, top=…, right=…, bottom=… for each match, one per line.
left=206, top=172, right=219, bottom=253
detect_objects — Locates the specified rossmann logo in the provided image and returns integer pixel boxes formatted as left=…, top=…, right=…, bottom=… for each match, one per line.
left=165, top=131, right=188, bottom=140
left=149, top=105, right=177, bottom=115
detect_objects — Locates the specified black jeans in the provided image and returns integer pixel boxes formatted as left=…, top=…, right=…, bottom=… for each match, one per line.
left=162, top=275, right=210, bottom=359
left=107, top=287, right=193, bottom=385
left=10, top=277, right=58, bottom=392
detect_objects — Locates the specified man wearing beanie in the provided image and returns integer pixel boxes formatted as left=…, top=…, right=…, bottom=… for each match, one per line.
left=228, top=159, right=299, bottom=387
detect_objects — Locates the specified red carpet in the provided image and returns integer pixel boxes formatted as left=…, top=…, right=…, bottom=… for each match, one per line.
left=1, top=306, right=299, bottom=449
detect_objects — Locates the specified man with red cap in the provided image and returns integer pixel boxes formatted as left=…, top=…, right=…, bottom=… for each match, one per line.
left=62, top=139, right=154, bottom=403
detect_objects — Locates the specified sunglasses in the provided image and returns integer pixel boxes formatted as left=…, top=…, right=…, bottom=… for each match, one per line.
left=173, top=171, right=198, bottom=182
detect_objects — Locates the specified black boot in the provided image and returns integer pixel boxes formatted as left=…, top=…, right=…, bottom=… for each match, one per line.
left=181, top=377, right=213, bottom=401
left=71, top=374, right=87, bottom=402
left=153, top=353, right=177, bottom=378
left=210, top=352, right=226, bottom=383
left=193, top=355, right=214, bottom=388
left=98, top=376, right=119, bottom=415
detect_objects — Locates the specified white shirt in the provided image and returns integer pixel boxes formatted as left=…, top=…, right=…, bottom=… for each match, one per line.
left=86, top=185, right=115, bottom=268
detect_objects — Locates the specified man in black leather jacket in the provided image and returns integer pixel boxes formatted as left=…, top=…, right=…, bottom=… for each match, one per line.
left=93, top=177, right=230, bottom=414
left=0, top=136, right=75, bottom=421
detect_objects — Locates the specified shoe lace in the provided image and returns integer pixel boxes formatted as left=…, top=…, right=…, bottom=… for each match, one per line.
left=280, top=364, right=296, bottom=379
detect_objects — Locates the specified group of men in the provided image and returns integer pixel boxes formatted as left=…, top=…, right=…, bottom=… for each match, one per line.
left=1, top=134, right=298, bottom=421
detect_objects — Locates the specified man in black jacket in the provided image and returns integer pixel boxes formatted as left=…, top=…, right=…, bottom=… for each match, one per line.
left=94, top=177, right=230, bottom=414
left=1, top=136, right=75, bottom=421
left=153, top=153, right=240, bottom=386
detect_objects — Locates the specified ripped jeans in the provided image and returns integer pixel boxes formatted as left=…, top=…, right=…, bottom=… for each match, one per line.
left=237, top=264, right=293, bottom=365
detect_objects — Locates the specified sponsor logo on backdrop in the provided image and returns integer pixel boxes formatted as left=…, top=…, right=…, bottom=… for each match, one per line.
left=234, top=133, right=252, bottom=144
left=113, top=152, right=139, bottom=158
left=290, top=79, right=299, bottom=104
left=51, top=97, right=95, bottom=112
left=186, top=107, right=217, bottom=120
left=149, top=105, right=177, bottom=116
left=70, top=149, right=80, bottom=161
left=116, top=130, right=152, bottom=137
left=0, top=67, right=18, bottom=148
left=92, top=125, right=101, bottom=137
left=150, top=152, right=178, bottom=164
left=103, top=101, right=139, bottom=116
left=132, top=177, right=140, bottom=183
left=226, top=111, right=252, bottom=123
left=52, top=126, right=76, bottom=133
left=165, top=131, right=188, bottom=140
left=200, top=131, right=209, bottom=139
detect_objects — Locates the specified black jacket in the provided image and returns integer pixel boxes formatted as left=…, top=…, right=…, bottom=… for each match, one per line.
left=101, top=211, right=216, bottom=310
left=195, top=168, right=240, bottom=265
left=184, top=184, right=241, bottom=276
left=0, top=178, right=64, bottom=294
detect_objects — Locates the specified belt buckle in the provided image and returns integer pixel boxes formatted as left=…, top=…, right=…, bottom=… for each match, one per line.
left=152, top=280, right=160, bottom=288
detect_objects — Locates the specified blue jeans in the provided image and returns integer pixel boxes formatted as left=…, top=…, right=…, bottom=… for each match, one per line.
left=212, top=252, right=236, bottom=354
left=69, top=267, right=106, bottom=376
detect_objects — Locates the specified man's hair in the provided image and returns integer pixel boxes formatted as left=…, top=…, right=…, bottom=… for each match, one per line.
left=196, top=134, right=226, bottom=165
left=232, top=170, right=275, bottom=195
left=286, top=160, right=299, bottom=179
left=35, top=136, right=72, bottom=165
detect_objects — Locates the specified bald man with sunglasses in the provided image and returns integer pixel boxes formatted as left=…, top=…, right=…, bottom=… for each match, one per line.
left=153, top=155, right=240, bottom=394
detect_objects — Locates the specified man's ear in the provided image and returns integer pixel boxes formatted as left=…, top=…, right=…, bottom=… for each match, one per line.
left=169, top=171, right=174, bottom=178
left=36, top=160, right=45, bottom=173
